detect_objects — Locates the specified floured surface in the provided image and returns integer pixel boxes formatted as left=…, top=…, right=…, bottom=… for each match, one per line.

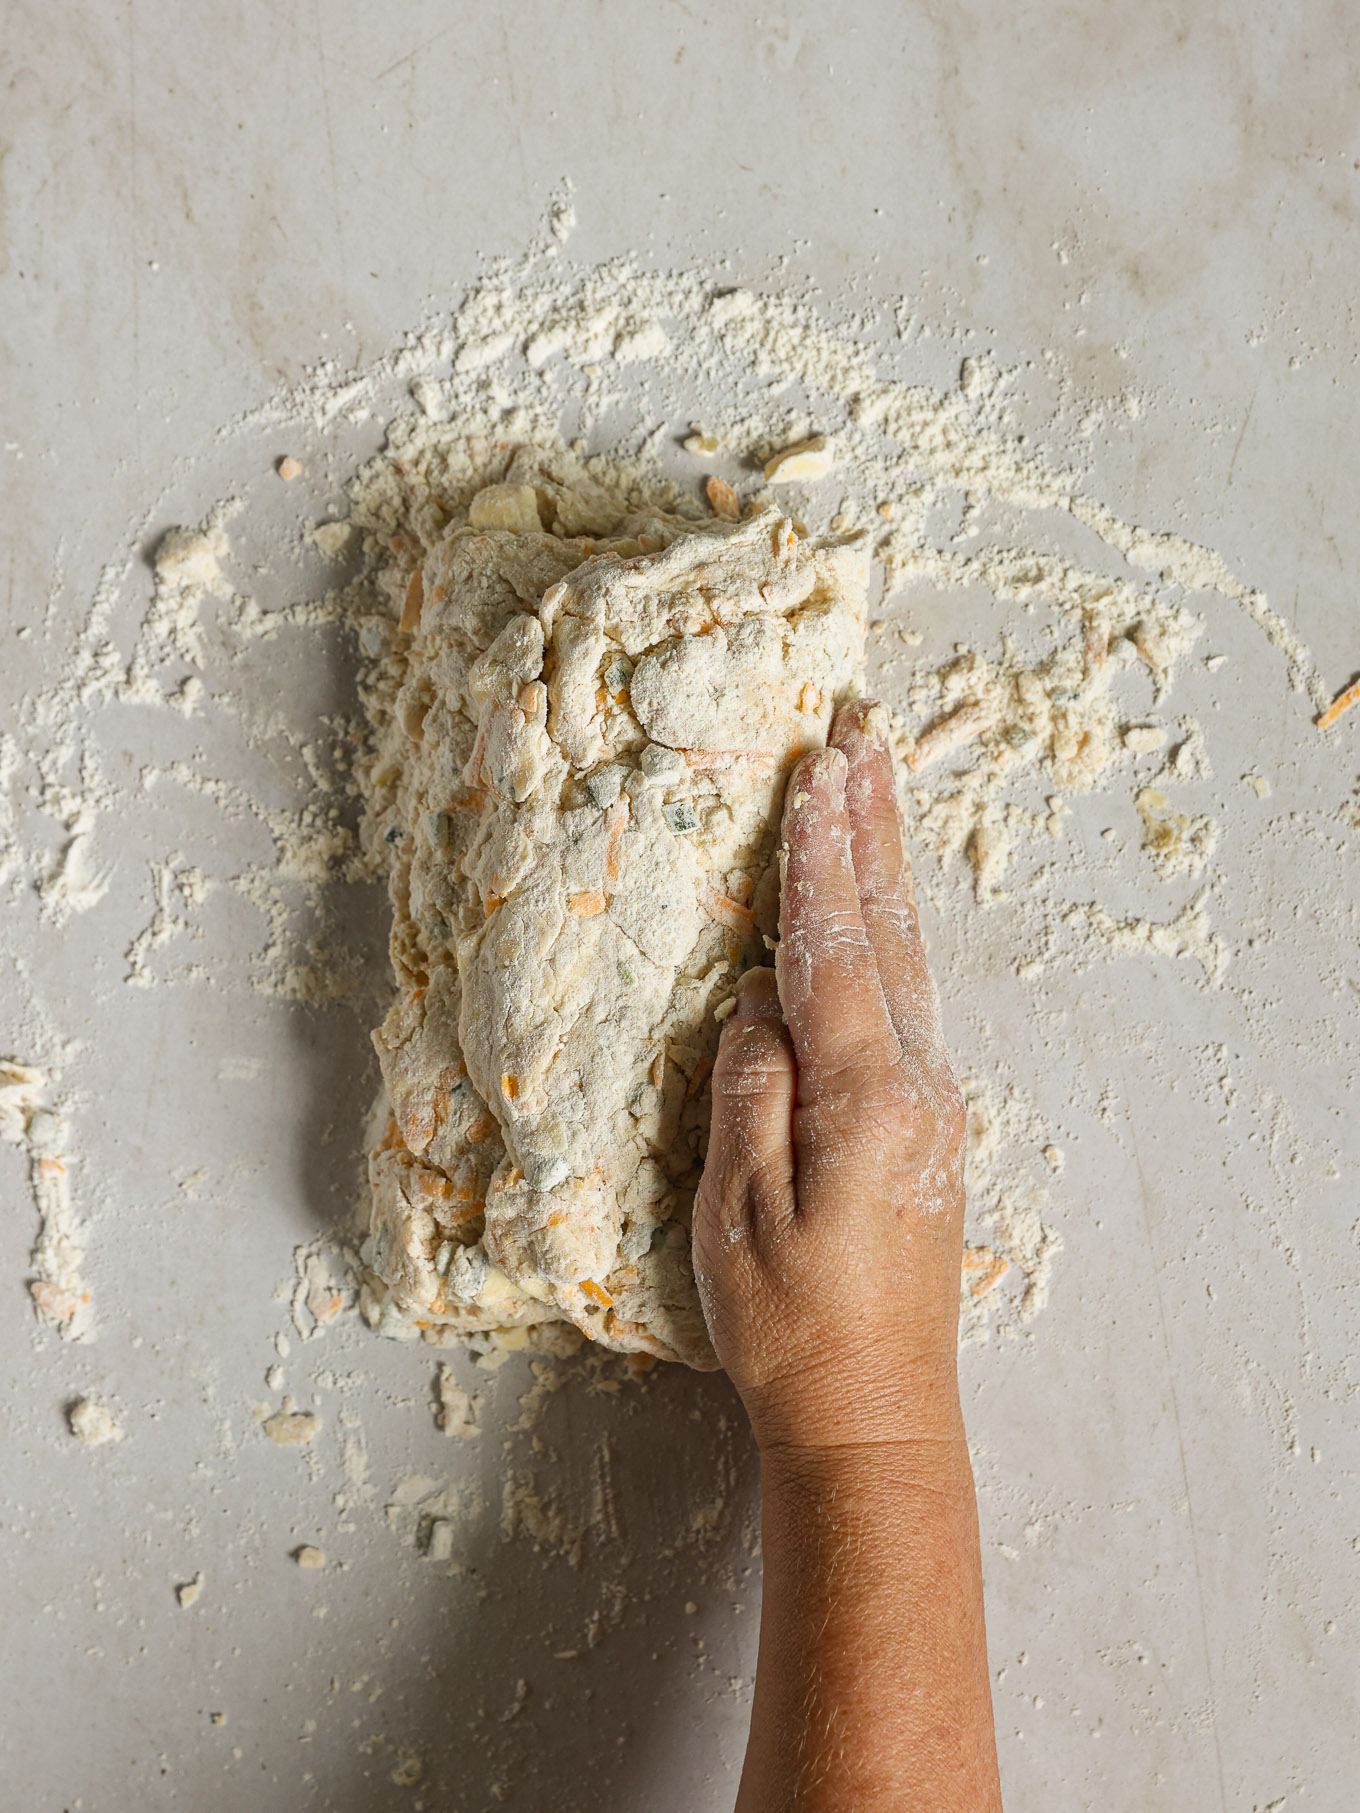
left=4, top=8, right=1360, bottom=1812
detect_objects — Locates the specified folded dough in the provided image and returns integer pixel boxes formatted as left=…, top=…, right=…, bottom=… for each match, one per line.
left=360, top=450, right=867, bottom=1368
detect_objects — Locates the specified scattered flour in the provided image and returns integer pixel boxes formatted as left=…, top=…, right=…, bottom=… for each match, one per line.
left=958, top=1075, right=1063, bottom=1344
left=435, top=1364, right=480, bottom=1439
left=0, top=1060, right=94, bottom=1339
left=1065, top=888, right=1230, bottom=985
left=3, top=231, right=1338, bottom=1372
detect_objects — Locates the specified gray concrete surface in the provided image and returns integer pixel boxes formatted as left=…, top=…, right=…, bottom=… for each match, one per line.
left=2, top=3, right=1358, bottom=1808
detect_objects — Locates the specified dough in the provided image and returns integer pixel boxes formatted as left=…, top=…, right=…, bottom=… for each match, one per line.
left=359, top=449, right=867, bottom=1367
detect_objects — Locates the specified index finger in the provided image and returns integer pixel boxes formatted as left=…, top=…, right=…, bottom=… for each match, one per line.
left=775, top=744, right=902, bottom=1099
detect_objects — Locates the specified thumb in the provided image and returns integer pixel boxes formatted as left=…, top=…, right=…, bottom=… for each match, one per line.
left=696, top=968, right=798, bottom=1253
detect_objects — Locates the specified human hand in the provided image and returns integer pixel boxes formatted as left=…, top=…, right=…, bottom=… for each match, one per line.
left=693, top=699, right=968, bottom=1456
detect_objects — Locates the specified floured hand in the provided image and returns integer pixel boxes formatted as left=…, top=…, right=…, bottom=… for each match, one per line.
left=693, top=702, right=1002, bottom=1813
left=693, top=698, right=968, bottom=1455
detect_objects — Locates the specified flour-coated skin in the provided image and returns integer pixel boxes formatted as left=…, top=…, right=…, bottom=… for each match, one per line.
left=692, top=703, right=1002, bottom=1812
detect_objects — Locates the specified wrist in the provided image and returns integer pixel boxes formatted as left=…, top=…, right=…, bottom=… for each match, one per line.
left=755, top=1429, right=980, bottom=1578
left=740, top=1336, right=964, bottom=1458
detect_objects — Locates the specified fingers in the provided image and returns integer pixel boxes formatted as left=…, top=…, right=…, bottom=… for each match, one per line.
left=776, top=745, right=902, bottom=1098
left=829, top=700, right=945, bottom=1059
left=699, top=968, right=798, bottom=1242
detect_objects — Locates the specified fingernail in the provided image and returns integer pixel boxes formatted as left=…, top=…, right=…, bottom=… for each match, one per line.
left=837, top=697, right=890, bottom=746
left=791, top=745, right=846, bottom=801
left=860, top=700, right=891, bottom=743
left=732, top=966, right=782, bottom=1019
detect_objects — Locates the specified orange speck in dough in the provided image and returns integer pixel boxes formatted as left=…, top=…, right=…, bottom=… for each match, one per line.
left=500, top=1073, right=519, bottom=1102
left=603, top=797, right=629, bottom=886
left=706, top=476, right=740, bottom=520
left=706, top=890, right=756, bottom=933
left=961, top=1245, right=1010, bottom=1298
left=580, top=1278, right=614, bottom=1309
left=400, top=569, right=424, bottom=633
left=568, top=890, right=606, bottom=917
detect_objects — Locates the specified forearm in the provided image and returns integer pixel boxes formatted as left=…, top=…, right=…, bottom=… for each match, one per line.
left=738, top=1420, right=1002, bottom=1813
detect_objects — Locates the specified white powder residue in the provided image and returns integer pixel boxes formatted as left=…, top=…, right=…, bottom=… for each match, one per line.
left=0, top=1060, right=94, bottom=1340
left=124, top=855, right=209, bottom=986
left=958, top=1076, right=1063, bottom=1344
left=501, top=1468, right=589, bottom=1568
left=435, top=1364, right=480, bottom=1439
left=1065, top=887, right=1230, bottom=984
left=38, top=795, right=114, bottom=924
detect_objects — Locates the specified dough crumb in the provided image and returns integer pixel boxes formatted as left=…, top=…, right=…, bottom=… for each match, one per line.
left=176, top=1573, right=204, bottom=1608
left=763, top=435, right=836, bottom=483
left=1244, top=773, right=1271, bottom=798
left=67, top=1397, right=123, bottom=1445
left=264, top=1409, right=321, bottom=1446
left=683, top=427, right=722, bottom=455
left=154, top=523, right=227, bottom=594
left=293, top=1545, right=326, bottom=1569
left=435, top=1365, right=479, bottom=1439
left=1123, top=724, right=1167, bottom=754
left=276, top=455, right=303, bottom=481
left=305, top=519, right=352, bottom=558
left=427, top=1520, right=457, bottom=1562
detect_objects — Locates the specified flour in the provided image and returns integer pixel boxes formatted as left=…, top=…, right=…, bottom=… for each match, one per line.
left=0, top=1060, right=93, bottom=1340
left=1065, top=888, right=1230, bottom=985
left=958, top=1075, right=1063, bottom=1344
left=435, top=1364, right=479, bottom=1438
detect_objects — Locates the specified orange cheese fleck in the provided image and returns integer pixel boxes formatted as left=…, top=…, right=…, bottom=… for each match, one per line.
left=400, top=569, right=424, bottom=633
left=961, top=1245, right=1010, bottom=1298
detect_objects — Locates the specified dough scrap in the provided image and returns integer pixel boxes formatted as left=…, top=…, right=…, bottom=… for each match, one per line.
left=359, top=449, right=868, bottom=1368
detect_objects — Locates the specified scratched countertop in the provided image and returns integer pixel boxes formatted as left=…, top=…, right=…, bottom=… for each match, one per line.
left=3, top=5, right=1359, bottom=1809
